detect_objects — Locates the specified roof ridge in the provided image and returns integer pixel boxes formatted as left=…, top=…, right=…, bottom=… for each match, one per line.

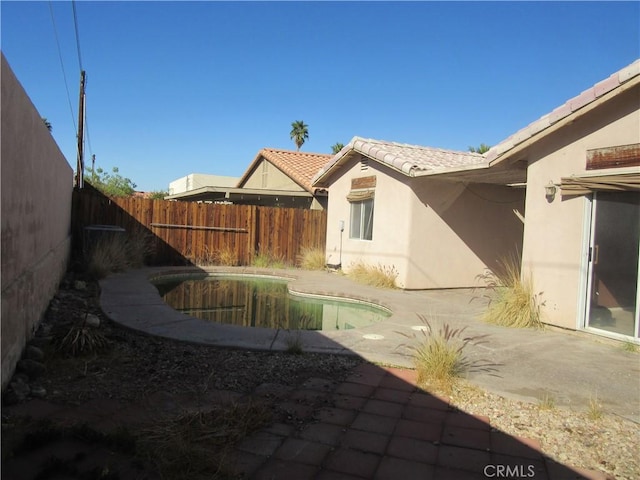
left=352, top=137, right=480, bottom=156
left=261, top=147, right=332, bottom=157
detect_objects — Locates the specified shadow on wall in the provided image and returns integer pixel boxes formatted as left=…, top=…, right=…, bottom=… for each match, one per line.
left=72, top=184, right=195, bottom=267
left=413, top=178, right=525, bottom=277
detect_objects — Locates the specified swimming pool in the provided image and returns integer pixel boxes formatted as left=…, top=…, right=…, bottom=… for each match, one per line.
left=152, top=274, right=391, bottom=331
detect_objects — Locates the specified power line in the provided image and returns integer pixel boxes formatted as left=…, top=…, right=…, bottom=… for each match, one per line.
left=48, top=1, right=77, bottom=133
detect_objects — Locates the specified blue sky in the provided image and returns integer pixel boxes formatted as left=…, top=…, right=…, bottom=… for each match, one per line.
left=2, top=1, right=639, bottom=192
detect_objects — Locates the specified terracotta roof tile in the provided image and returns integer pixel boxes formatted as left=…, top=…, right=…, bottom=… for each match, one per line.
left=238, top=148, right=332, bottom=193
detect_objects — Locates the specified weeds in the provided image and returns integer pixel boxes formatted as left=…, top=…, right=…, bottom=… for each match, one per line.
left=587, top=395, right=604, bottom=420
left=297, top=246, right=327, bottom=270
left=538, top=393, right=556, bottom=410
left=215, top=245, right=238, bottom=266
left=477, top=255, right=544, bottom=329
left=285, top=332, right=304, bottom=354
left=622, top=341, right=639, bottom=353
left=196, top=245, right=239, bottom=267
left=138, top=401, right=271, bottom=479
left=87, top=229, right=153, bottom=279
left=400, top=314, right=489, bottom=391
left=347, top=260, right=398, bottom=288
left=251, top=250, right=287, bottom=269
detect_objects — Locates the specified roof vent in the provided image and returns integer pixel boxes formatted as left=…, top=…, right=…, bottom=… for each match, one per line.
left=360, top=158, right=369, bottom=171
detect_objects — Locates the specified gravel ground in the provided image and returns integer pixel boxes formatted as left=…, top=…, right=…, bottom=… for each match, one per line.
left=426, top=378, right=639, bottom=480
left=3, top=270, right=639, bottom=479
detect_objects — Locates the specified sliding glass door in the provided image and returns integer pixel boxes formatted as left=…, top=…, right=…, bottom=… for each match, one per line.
left=585, top=191, right=640, bottom=340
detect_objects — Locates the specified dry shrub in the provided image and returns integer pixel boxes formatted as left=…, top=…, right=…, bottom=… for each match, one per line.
left=195, top=245, right=239, bottom=266
left=478, top=256, right=544, bottom=329
left=297, top=246, right=326, bottom=270
left=56, top=316, right=110, bottom=357
left=215, top=245, right=238, bottom=266
left=347, top=260, right=398, bottom=288
left=587, top=394, right=604, bottom=420
left=404, top=315, right=488, bottom=390
left=87, top=229, right=153, bottom=278
left=251, top=249, right=287, bottom=269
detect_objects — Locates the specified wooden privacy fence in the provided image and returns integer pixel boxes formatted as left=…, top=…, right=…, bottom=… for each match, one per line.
left=72, top=189, right=327, bottom=266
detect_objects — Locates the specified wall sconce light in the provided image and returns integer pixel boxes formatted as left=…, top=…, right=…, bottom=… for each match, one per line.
left=545, top=181, right=557, bottom=201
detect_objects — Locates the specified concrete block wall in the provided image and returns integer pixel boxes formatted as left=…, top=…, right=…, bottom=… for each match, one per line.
left=1, top=53, right=73, bottom=389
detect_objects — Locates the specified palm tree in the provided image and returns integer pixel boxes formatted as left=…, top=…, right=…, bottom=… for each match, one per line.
left=290, top=120, right=309, bottom=151
left=468, top=143, right=491, bottom=154
left=331, top=143, right=345, bottom=154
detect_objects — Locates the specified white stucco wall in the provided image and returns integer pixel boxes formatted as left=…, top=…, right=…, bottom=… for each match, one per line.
left=520, top=82, right=640, bottom=330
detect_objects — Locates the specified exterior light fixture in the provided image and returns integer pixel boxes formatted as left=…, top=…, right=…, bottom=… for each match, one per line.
left=545, top=181, right=557, bottom=201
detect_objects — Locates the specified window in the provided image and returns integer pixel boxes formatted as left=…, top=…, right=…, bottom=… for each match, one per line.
left=350, top=198, right=374, bottom=240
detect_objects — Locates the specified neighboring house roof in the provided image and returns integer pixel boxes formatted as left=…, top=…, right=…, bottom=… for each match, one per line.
left=486, top=59, right=640, bottom=165
left=237, top=148, right=333, bottom=194
left=313, top=138, right=485, bottom=187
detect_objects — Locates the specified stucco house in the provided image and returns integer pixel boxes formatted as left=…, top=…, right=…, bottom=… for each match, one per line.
left=167, top=149, right=331, bottom=209
left=312, top=139, right=526, bottom=289
left=313, top=59, right=639, bottom=342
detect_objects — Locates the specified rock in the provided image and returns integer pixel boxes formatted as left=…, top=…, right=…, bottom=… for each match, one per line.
left=8, top=381, right=30, bottom=403
left=36, top=323, right=53, bottom=336
left=25, top=345, right=45, bottom=361
left=29, top=336, right=52, bottom=348
left=30, top=385, right=47, bottom=398
left=12, top=373, right=29, bottom=384
left=85, top=314, right=100, bottom=328
left=74, top=280, right=87, bottom=291
left=17, top=359, right=46, bottom=378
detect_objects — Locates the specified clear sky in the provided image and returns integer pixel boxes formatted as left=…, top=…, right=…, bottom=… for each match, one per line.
left=2, top=1, right=639, bottom=192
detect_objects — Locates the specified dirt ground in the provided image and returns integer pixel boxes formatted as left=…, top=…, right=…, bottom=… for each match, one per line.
left=1, top=269, right=362, bottom=479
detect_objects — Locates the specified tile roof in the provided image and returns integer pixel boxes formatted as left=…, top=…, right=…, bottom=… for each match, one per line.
left=238, top=148, right=332, bottom=194
left=313, top=138, right=485, bottom=186
left=486, top=59, right=640, bottom=164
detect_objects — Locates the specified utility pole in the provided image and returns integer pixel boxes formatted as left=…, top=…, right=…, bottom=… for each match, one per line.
left=75, top=70, right=86, bottom=188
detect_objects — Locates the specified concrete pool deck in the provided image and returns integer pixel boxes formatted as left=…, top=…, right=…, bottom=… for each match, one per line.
left=100, top=266, right=640, bottom=423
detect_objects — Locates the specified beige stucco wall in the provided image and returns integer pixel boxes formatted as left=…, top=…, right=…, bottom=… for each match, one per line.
left=1, top=54, right=73, bottom=389
left=408, top=179, right=524, bottom=289
left=324, top=154, right=525, bottom=289
left=520, top=82, right=640, bottom=330
left=242, top=159, right=305, bottom=191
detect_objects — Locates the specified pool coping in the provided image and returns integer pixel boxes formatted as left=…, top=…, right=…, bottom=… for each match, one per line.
left=99, top=266, right=424, bottom=367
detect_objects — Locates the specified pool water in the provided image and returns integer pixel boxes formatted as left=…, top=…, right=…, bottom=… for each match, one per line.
left=153, top=275, right=390, bottom=331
